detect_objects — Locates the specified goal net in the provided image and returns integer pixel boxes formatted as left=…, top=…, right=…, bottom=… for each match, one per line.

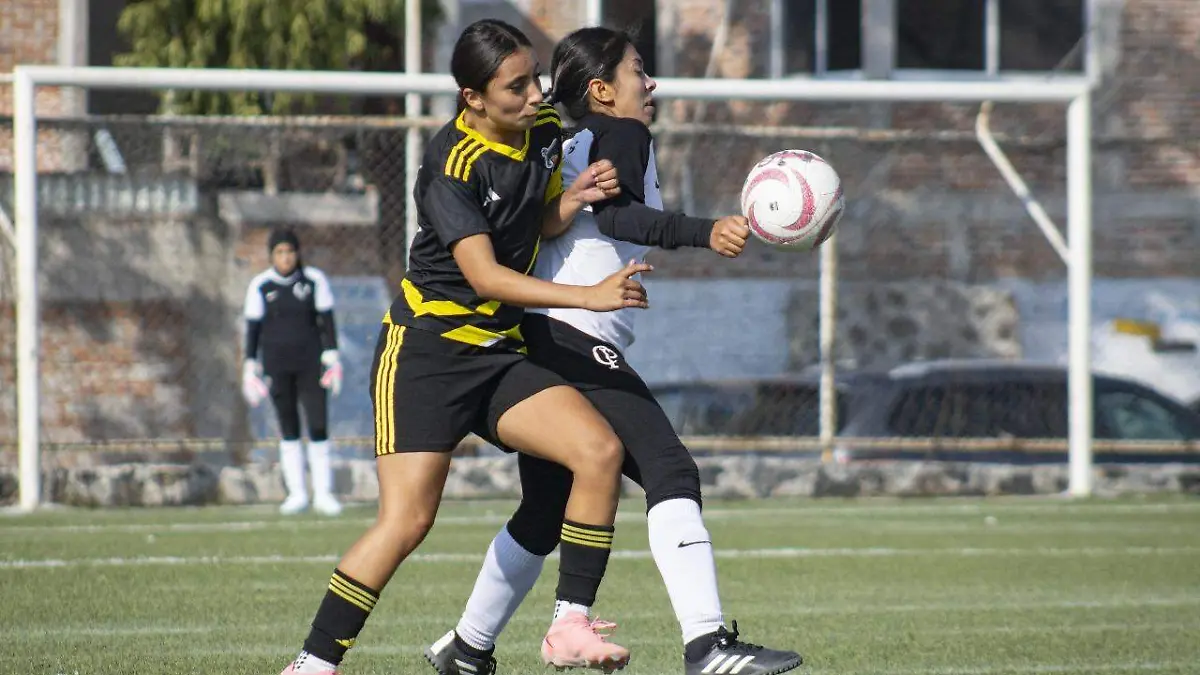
left=2, top=68, right=1098, bottom=510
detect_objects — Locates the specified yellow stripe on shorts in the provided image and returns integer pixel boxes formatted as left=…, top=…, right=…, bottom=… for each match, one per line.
left=374, top=325, right=406, bottom=456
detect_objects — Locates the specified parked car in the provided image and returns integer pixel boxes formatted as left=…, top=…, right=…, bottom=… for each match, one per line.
left=649, top=360, right=1200, bottom=463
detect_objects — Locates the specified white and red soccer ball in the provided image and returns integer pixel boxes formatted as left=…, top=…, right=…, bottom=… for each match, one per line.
left=740, top=149, right=844, bottom=250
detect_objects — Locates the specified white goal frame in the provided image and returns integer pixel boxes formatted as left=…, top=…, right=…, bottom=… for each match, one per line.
left=10, top=66, right=1096, bottom=511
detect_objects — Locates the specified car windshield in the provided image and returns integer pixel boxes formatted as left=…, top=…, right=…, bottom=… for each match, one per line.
left=655, top=383, right=836, bottom=436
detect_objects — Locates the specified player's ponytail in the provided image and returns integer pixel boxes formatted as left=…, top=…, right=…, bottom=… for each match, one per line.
left=451, top=19, right=533, bottom=112
left=549, top=27, right=635, bottom=121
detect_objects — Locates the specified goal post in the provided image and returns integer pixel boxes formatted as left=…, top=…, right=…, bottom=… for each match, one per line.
left=10, top=65, right=1095, bottom=511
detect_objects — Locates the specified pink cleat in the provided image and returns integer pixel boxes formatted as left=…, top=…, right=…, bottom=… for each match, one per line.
left=541, top=612, right=631, bottom=672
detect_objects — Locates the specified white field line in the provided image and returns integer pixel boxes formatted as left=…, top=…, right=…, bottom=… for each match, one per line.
left=2, top=545, right=1200, bottom=570
left=2, top=500, right=1198, bottom=536
left=875, top=663, right=1183, bottom=675
left=10, top=617, right=1200, bottom=642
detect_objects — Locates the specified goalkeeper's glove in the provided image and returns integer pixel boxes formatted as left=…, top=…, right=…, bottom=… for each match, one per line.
left=320, top=349, right=343, bottom=397
left=241, top=359, right=270, bottom=407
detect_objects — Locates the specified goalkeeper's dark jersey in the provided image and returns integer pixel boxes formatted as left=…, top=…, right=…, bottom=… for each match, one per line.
left=384, top=104, right=564, bottom=352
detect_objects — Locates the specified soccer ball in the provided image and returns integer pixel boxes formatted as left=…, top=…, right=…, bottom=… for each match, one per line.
left=740, top=149, right=844, bottom=250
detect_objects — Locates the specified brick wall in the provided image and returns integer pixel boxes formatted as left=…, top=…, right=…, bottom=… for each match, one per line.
left=0, top=0, right=88, bottom=172
left=0, top=209, right=388, bottom=447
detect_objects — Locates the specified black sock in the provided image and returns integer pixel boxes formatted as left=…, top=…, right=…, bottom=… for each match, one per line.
left=301, top=568, right=380, bottom=665
left=555, top=519, right=615, bottom=606
left=454, top=631, right=495, bottom=658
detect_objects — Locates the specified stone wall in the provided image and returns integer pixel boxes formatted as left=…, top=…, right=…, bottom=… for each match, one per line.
left=786, top=281, right=1022, bottom=371
left=2, top=454, right=1198, bottom=507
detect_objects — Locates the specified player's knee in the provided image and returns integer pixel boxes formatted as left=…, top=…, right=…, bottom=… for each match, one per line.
left=378, top=506, right=437, bottom=543
left=567, top=433, right=624, bottom=479
left=507, top=501, right=562, bottom=556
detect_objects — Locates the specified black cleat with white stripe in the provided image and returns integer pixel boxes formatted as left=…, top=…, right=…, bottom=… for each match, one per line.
left=684, top=622, right=803, bottom=675
left=424, top=630, right=497, bottom=675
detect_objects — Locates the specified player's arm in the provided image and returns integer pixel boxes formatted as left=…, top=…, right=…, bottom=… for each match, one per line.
left=590, top=121, right=748, bottom=256
left=308, top=268, right=338, bottom=352
left=599, top=199, right=750, bottom=258
left=242, top=279, right=265, bottom=361
left=427, top=176, right=649, bottom=312
left=595, top=194, right=713, bottom=249
left=453, top=234, right=648, bottom=311
left=542, top=159, right=621, bottom=239
left=241, top=278, right=270, bottom=406
left=306, top=268, right=343, bottom=395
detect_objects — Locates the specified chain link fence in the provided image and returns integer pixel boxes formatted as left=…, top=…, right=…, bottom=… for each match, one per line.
left=2, top=90, right=1198, bottom=468
left=0, top=114, right=433, bottom=459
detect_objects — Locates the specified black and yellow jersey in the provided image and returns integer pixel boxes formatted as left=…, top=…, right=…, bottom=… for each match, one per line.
left=385, top=104, right=564, bottom=351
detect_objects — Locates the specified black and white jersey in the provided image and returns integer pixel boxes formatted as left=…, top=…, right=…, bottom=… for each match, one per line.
left=243, top=266, right=337, bottom=372
left=385, top=104, right=564, bottom=352
left=530, top=114, right=712, bottom=352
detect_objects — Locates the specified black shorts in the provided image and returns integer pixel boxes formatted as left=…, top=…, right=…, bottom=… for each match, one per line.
left=370, top=323, right=568, bottom=455
left=516, top=314, right=701, bottom=508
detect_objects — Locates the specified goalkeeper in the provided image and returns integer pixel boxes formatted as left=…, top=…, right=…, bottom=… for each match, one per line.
left=241, top=228, right=344, bottom=516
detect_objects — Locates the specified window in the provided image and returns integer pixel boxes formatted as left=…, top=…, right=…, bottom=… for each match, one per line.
left=896, top=0, right=986, bottom=70
left=999, top=0, right=1085, bottom=71
left=888, top=382, right=1068, bottom=438
left=898, top=0, right=1084, bottom=74
left=654, top=383, right=844, bottom=437
left=654, top=385, right=757, bottom=437
left=604, top=0, right=658, bottom=77
left=1096, top=391, right=1199, bottom=441
left=771, top=0, right=1084, bottom=78
left=727, top=384, right=845, bottom=436
left=771, top=0, right=862, bottom=77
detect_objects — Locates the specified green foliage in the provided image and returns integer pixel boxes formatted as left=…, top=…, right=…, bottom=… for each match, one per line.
left=116, top=0, right=443, bottom=114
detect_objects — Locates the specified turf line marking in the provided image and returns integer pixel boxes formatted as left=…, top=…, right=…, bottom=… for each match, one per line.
left=2, top=545, right=1199, bottom=569
left=2, top=500, right=1198, bottom=536
left=10, top=619, right=1199, bottom=642
left=869, top=662, right=1180, bottom=674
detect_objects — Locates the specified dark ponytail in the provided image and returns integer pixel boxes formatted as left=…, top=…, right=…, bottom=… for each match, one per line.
left=548, top=27, right=636, bottom=120
left=451, top=19, right=534, bottom=112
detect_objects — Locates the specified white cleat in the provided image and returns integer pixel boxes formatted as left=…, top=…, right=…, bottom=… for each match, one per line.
left=313, top=494, right=343, bottom=517
left=280, top=493, right=310, bottom=515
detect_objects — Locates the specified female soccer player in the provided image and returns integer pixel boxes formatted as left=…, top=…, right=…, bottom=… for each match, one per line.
left=242, top=228, right=344, bottom=517
left=423, top=27, right=805, bottom=675
left=280, top=19, right=649, bottom=675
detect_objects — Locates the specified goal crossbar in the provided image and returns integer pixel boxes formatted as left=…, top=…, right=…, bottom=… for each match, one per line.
left=14, top=65, right=1092, bottom=100
left=10, top=66, right=1096, bottom=511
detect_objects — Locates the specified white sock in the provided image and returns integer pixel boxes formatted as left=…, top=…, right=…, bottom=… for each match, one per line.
left=307, top=440, right=334, bottom=498
left=648, top=498, right=725, bottom=644
left=291, top=650, right=338, bottom=673
left=279, top=440, right=307, bottom=500
left=552, top=600, right=591, bottom=622
left=455, top=525, right=546, bottom=651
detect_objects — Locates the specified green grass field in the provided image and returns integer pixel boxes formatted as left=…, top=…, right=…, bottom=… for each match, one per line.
left=3, top=496, right=1199, bottom=674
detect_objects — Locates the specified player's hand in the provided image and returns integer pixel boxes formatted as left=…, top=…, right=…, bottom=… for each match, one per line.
left=319, top=350, right=343, bottom=397
left=241, top=359, right=270, bottom=407
left=567, top=159, right=621, bottom=205
left=585, top=259, right=652, bottom=312
left=711, top=216, right=750, bottom=258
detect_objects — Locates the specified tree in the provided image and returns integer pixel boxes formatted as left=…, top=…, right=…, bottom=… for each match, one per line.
left=116, top=0, right=443, bottom=115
